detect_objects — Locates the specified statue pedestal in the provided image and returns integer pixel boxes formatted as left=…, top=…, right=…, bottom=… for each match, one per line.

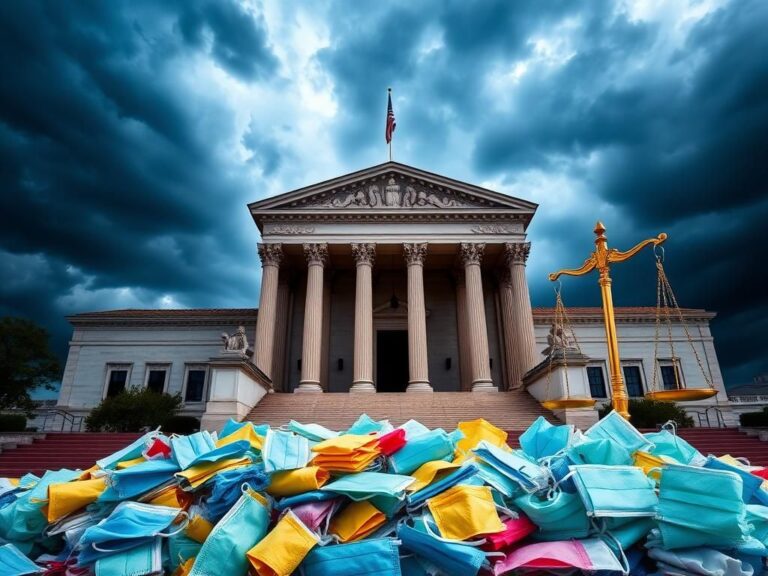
left=200, top=353, right=272, bottom=433
left=523, top=349, right=599, bottom=428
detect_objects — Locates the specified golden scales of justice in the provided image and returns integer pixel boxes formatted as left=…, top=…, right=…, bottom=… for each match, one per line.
left=544, top=221, right=718, bottom=419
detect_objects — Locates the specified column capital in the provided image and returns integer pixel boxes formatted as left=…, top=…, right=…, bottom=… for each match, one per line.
left=257, top=243, right=283, bottom=267
left=459, top=242, right=485, bottom=267
left=351, top=243, right=376, bottom=266
left=403, top=242, right=428, bottom=266
left=303, top=243, right=329, bottom=266
left=504, top=241, right=531, bottom=265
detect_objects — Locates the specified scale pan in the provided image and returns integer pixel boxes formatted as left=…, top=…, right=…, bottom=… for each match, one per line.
left=541, top=397, right=597, bottom=410
left=645, top=388, right=718, bottom=402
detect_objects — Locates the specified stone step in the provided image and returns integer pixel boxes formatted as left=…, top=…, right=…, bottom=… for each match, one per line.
left=246, top=391, right=559, bottom=430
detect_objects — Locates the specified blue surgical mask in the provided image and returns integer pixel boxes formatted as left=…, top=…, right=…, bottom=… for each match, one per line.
left=472, top=441, right=550, bottom=493
left=586, top=411, right=653, bottom=455
left=262, top=430, right=311, bottom=473
left=100, top=459, right=180, bottom=501
left=655, top=464, right=749, bottom=549
left=276, top=490, right=337, bottom=511
left=398, top=522, right=489, bottom=576
left=204, top=464, right=269, bottom=521
left=566, top=437, right=633, bottom=466
left=171, top=431, right=218, bottom=469
left=346, top=414, right=392, bottom=435
left=514, top=488, right=591, bottom=541
left=472, top=459, right=524, bottom=499
left=397, top=419, right=431, bottom=440
left=0, top=543, right=42, bottom=576
left=390, top=429, right=455, bottom=475
left=322, top=471, right=414, bottom=501
left=220, top=419, right=269, bottom=440
left=540, top=454, right=576, bottom=493
left=77, top=502, right=184, bottom=566
left=300, top=537, right=401, bottom=576
left=519, top=417, right=573, bottom=460
left=570, top=465, right=658, bottom=518
left=407, top=464, right=479, bottom=507
left=95, top=536, right=163, bottom=576
left=288, top=420, right=339, bottom=442
left=644, top=427, right=703, bottom=465
left=189, top=486, right=270, bottom=576
left=97, top=431, right=158, bottom=470
left=704, top=457, right=764, bottom=504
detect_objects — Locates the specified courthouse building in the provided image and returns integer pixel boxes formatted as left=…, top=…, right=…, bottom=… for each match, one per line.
left=56, top=163, right=734, bottom=428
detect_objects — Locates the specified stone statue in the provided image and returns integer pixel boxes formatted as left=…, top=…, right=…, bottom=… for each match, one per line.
left=384, top=178, right=401, bottom=207
left=221, top=326, right=249, bottom=353
left=543, top=323, right=577, bottom=356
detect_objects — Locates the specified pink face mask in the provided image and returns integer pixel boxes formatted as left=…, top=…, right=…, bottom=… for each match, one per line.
left=290, top=498, right=342, bottom=533
left=482, top=515, right=537, bottom=551
left=493, top=539, right=626, bottom=575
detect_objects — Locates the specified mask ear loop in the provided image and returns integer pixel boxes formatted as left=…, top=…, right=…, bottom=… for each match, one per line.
left=546, top=470, right=576, bottom=499
left=420, top=515, right=488, bottom=547
left=600, top=530, right=631, bottom=576
left=157, top=510, right=190, bottom=538
left=734, top=456, right=751, bottom=467
left=495, top=503, right=519, bottom=521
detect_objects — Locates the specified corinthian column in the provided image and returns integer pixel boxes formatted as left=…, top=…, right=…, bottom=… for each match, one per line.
left=497, top=268, right=519, bottom=390
left=403, top=243, right=432, bottom=392
left=504, top=242, right=538, bottom=383
left=453, top=270, right=472, bottom=391
left=254, top=243, right=282, bottom=379
left=297, top=243, right=328, bottom=393
left=351, top=243, right=376, bottom=392
left=460, top=243, right=496, bottom=392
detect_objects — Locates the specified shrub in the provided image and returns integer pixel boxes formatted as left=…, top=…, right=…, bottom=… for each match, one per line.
left=739, top=408, right=768, bottom=427
left=161, top=415, right=201, bottom=435
left=86, top=388, right=182, bottom=432
left=0, top=414, right=27, bottom=432
left=599, top=399, right=694, bottom=429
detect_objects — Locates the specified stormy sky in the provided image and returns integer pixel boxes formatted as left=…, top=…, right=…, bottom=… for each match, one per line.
left=1, top=0, right=766, bottom=388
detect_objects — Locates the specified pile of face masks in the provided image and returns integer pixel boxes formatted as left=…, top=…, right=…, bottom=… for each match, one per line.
left=1, top=411, right=767, bottom=576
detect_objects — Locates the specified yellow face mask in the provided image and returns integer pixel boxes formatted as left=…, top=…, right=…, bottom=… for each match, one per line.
left=247, top=510, right=319, bottom=576
left=116, top=456, right=147, bottom=470
left=456, top=419, right=508, bottom=455
left=311, top=452, right=379, bottom=473
left=311, top=434, right=379, bottom=455
left=186, top=514, right=213, bottom=543
left=144, top=484, right=191, bottom=510
left=427, top=484, right=505, bottom=541
left=216, top=423, right=264, bottom=452
left=267, top=466, right=330, bottom=497
left=407, top=460, right=462, bottom=493
left=172, top=556, right=196, bottom=576
left=46, top=477, right=107, bottom=522
left=175, top=456, right=252, bottom=490
left=328, top=500, right=386, bottom=543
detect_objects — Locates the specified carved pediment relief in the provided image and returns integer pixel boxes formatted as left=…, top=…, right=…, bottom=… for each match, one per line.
left=282, top=177, right=501, bottom=210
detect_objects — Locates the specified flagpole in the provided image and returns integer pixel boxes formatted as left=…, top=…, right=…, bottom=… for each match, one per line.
left=388, top=87, right=393, bottom=162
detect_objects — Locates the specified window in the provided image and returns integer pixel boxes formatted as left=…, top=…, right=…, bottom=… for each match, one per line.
left=587, top=366, right=607, bottom=398
left=184, top=365, right=208, bottom=403
left=104, top=364, right=131, bottom=398
left=144, top=365, right=170, bottom=394
left=659, top=361, right=683, bottom=390
left=623, top=365, right=644, bottom=397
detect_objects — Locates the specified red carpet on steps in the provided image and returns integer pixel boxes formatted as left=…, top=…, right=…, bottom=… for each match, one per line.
left=0, top=428, right=765, bottom=478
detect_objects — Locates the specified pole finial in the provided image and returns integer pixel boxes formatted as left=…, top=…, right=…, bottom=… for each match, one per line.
left=388, top=87, right=391, bottom=92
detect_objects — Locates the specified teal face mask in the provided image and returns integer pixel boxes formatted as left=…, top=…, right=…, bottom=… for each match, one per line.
left=603, top=516, right=656, bottom=549
left=189, top=487, right=270, bottom=576
left=586, top=411, right=653, bottom=455
left=566, top=437, right=632, bottom=466
left=704, top=456, right=764, bottom=504
left=472, top=441, right=550, bottom=493
left=262, top=430, right=311, bottom=473
left=472, top=460, right=524, bottom=499
left=389, top=429, right=454, bottom=475
left=346, top=413, right=392, bottom=435
left=519, top=417, right=573, bottom=460
left=0, top=543, right=42, bottom=576
left=165, top=532, right=202, bottom=573
left=398, top=523, right=490, bottom=576
left=655, top=464, right=749, bottom=549
left=171, top=431, right=218, bottom=469
left=300, top=537, right=401, bottom=576
left=644, top=427, right=703, bottom=465
left=747, top=504, right=768, bottom=546
left=220, top=420, right=269, bottom=440
left=322, top=471, right=414, bottom=501
left=570, top=465, right=658, bottom=517
left=288, top=420, right=339, bottom=442
left=95, top=536, right=163, bottom=576
left=514, top=489, right=591, bottom=541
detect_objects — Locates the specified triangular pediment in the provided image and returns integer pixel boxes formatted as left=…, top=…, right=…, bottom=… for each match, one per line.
left=249, top=162, right=537, bottom=212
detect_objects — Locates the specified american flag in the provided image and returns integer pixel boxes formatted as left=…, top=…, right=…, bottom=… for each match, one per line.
left=385, top=90, right=396, bottom=144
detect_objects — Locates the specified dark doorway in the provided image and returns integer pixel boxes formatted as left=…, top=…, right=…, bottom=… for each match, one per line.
left=376, top=330, right=409, bottom=392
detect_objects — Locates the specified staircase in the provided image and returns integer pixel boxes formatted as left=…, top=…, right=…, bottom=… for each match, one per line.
left=671, top=428, right=768, bottom=467
left=246, top=391, right=557, bottom=430
left=0, top=433, right=141, bottom=478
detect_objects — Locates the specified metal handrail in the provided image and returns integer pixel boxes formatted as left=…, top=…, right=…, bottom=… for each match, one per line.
left=688, top=406, right=726, bottom=428
left=41, top=409, right=84, bottom=432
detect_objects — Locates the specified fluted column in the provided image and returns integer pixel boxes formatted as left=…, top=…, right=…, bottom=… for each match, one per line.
left=460, top=243, right=496, bottom=392
left=497, top=268, right=520, bottom=390
left=453, top=270, right=472, bottom=391
left=504, top=242, right=538, bottom=383
left=254, top=243, right=283, bottom=379
left=351, top=243, right=376, bottom=392
left=403, top=243, right=432, bottom=392
left=297, top=243, right=328, bottom=393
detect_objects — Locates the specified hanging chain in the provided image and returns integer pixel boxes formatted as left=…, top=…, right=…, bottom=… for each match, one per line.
left=652, top=258, right=663, bottom=394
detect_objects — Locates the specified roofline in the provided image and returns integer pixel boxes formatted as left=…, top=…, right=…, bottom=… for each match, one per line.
left=68, top=308, right=258, bottom=328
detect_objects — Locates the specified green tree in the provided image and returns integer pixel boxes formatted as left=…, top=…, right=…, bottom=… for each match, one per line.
left=86, top=388, right=183, bottom=432
left=0, top=317, right=62, bottom=416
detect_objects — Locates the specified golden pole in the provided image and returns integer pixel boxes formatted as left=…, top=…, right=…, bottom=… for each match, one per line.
left=549, top=222, right=667, bottom=419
